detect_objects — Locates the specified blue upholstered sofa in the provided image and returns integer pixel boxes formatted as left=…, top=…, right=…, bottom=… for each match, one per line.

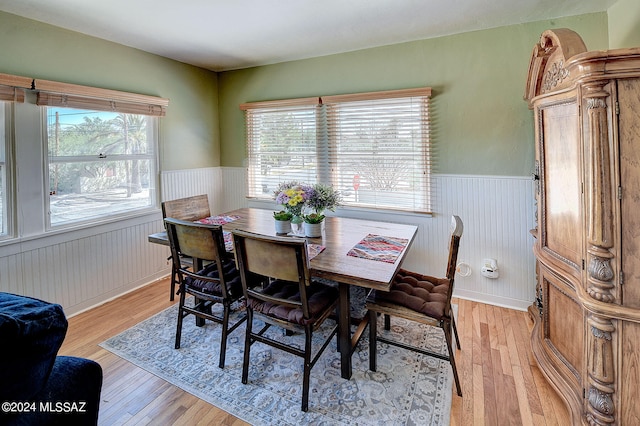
left=0, top=292, right=102, bottom=425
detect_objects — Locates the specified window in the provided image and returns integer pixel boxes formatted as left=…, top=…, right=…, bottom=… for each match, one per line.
left=243, top=97, right=319, bottom=198
left=0, top=102, right=8, bottom=237
left=43, top=108, right=158, bottom=226
left=0, top=75, right=29, bottom=238
left=242, top=88, right=432, bottom=213
left=35, top=79, right=168, bottom=226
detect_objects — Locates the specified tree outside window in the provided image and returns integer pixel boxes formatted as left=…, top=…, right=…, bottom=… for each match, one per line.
left=46, top=108, right=156, bottom=226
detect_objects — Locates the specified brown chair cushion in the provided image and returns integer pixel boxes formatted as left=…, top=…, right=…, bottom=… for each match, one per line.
left=184, top=259, right=243, bottom=299
left=375, top=269, right=450, bottom=319
left=248, top=279, right=338, bottom=326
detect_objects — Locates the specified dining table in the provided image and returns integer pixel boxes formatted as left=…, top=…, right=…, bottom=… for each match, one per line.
left=149, top=207, right=419, bottom=380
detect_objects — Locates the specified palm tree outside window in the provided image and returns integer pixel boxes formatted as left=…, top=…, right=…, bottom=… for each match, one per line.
left=45, top=108, right=157, bottom=226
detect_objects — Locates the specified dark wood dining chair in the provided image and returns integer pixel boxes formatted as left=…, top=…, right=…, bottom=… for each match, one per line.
left=366, top=215, right=463, bottom=396
left=162, top=195, right=211, bottom=300
left=164, top=217, right=245, bottom=369
left=231, top=229, right=340, bottom=412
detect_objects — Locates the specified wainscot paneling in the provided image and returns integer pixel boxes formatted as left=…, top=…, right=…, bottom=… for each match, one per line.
left=0, top=167, right=535, bottom=316
left=159, top=166, right=247, bottom=215
left=236, top=170, right=537, bottom=310
left=0, top=167, right=243, bottom=317
left=0, top=213, right=170, bottom=316
left=160, top=167, right=224, bottom=214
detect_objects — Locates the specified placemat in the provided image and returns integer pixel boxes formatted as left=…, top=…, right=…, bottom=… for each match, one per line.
left=307, top=243, right=325, bottom=260
left=347, top=234, right=409, bottom=263
left=196, top=214, right=241, bottom=225
left=221, top=233, right=324, bottom=260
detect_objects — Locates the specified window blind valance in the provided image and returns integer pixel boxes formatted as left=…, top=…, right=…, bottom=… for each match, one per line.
left=240, top=97, right=320, bottom=110
left=239, top=89, right=432, bottom=109
left=34, top=79, right=169, bottom=117
left=0, top=86, right=25, bottom=103
left=321, top=87, right=431, bottom=104
left=0, top=73, right=32, bottom=103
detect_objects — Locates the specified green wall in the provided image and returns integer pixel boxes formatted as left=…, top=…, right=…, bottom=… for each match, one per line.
left=218, top=13, right=608, bottom=176
left=608, top=0, right=640, bottom=48
left=0, top=9, right=615, bottom=176
left=0, top=11, right=219, bottom=171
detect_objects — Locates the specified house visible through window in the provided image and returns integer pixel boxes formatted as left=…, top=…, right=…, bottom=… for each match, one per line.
left=35, top=79, right=168, bottom=227
left=242, top=88, right=432, bottom=213
left=44, top=108, right=157, bottom=226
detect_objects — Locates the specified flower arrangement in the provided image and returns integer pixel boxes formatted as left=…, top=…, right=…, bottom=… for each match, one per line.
left=274, top=181, right=342, bottom=225
left=306, top=183, right=342, bottom=215
left=273, top=181, right=313, bottom=219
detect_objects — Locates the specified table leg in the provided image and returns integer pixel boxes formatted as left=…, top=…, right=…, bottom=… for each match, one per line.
left=338, top=282, right=352, bottom=379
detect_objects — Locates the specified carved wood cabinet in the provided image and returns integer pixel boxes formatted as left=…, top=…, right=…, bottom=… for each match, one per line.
left=524, top=29, right=640, bottom=425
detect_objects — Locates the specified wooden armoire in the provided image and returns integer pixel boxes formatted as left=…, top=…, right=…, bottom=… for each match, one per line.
left=524, top=29, right=640, bottom=425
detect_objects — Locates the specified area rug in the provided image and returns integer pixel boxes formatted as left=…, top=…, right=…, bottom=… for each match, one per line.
left=100, top=293, right=453, bottom=425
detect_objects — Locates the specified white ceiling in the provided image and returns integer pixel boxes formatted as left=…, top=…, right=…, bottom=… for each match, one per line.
left=0, top=0, right=616, bottom=72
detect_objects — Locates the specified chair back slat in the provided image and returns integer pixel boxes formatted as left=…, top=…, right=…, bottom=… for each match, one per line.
left=444, top=215, right=464, bottom=317
left=162, top=194, right=210, bottom=224
left=232, top=230, right=311, bottom=318
left=243, top=237, right=305, bottom=283
left=164, top=218, right=227, bottom=275
left=160, top=194, right=210, bottom=300
left=445, top=215, right=464, bottom=283
left=173, top=222, right=221, bottom=262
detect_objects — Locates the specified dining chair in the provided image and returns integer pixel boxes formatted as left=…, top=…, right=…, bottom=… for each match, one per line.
left=164, top=217, right=246, bottom=369
left=231, top=230, right=340, bottom=412
left=366, top=215, right=463, bottom=396
left=162, top=195, right=211, bottom=300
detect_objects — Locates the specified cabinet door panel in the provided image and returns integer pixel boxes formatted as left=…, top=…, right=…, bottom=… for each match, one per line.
left=621, top=321, right=640, bottom=424
left=543, top=269, right=583, bottom=376
left=619, top=78, right=640, bottom=309
left=540, top=101, right=582, bottom=269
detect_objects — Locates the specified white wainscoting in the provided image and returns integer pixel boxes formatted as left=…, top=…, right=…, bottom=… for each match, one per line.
left=0, top=214, right=170, bottom=316
left=225, top=169, right=537, bottom=311
left=0, top=167, right=536, bottom=317
left=432, top=175, right=537, bottom=310
left=160, top=167, right=247, bottom=214
left=160, top=167, right=225, bottom=213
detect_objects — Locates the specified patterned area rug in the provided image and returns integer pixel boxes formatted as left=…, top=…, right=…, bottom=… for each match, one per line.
left=100, top=291, right=453, bottom=425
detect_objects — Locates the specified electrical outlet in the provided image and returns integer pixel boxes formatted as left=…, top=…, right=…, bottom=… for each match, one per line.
left=481, top=258, right=499, bottom=279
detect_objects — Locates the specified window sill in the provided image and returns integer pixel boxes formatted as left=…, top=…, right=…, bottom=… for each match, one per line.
left=246, top=198, right=432, bottom=223
left=0, top=208, right=162, bottom=256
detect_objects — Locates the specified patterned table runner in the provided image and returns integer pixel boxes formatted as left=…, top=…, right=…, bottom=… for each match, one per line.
left=347, top=234, right=409, bottom=263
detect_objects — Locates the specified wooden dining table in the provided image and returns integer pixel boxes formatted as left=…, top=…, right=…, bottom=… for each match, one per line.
left=149, top=207, right=418, bottom=380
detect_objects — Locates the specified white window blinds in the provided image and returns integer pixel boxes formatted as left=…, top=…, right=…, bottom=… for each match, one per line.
left=241, top=98, right=320, bottom=198
left=241, top=88, right=432, bottom=213
left=323, top=88, right=431, bottom=213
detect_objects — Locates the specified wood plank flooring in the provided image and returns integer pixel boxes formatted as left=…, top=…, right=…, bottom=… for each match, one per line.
left=59, top=278, right=569, bottom=425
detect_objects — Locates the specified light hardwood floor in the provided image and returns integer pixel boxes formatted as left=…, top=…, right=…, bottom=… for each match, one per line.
left=59, top=278, right=569, bottom=425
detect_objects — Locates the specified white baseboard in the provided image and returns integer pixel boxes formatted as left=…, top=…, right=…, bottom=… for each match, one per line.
left=453, top=289, right=531, bottom=312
